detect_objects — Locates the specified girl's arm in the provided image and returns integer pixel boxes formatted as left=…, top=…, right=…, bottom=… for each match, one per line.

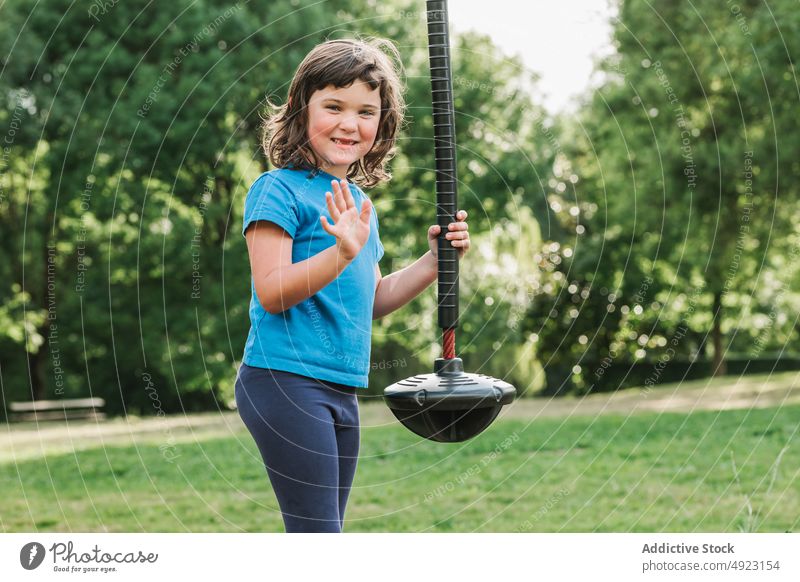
left=372, top=252, right=437, bottom=320
left=246, top=221, right=354, bottom=314
left=247, top=180, right=372, bottom=315
left=373, top=210, right=471, bottom=320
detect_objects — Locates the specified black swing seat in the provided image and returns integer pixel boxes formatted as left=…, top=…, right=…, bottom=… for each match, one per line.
left=383, top=358, right=516, bottom=442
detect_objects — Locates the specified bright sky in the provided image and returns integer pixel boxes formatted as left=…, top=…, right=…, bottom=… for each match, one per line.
left=448, top=0, right=618, bottom=114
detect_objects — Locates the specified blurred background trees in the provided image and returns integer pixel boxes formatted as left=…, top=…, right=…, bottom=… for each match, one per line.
left=528, top=0, right=800, bottom=394
left=1, top=0, right=798, bottom=416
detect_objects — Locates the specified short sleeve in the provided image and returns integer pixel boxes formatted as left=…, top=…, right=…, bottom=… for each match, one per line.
left=242, top=173, right=299, bottom=238
left=376, top=236, right=385, bottom=263
left=371, top=203, right=385, bottom=263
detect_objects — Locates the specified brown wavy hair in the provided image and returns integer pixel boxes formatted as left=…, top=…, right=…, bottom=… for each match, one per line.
left=261, top=37, right=407, bottom=189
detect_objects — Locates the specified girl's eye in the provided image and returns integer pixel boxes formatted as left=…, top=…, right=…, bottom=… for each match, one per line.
left=325, top=105, right=374, bottom=116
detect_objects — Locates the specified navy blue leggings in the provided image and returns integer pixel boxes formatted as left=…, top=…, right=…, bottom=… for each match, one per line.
left=235, top=363, right=360, bottom=533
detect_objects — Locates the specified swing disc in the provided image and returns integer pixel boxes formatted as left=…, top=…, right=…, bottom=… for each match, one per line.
left=383, top=358, right=516, bottom=442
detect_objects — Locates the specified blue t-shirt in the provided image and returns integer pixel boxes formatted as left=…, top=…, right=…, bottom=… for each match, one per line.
left=241, top=166, right=384, bottom=388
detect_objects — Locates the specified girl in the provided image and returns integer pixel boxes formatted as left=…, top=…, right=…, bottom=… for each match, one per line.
left=235, top=37, right=470, bottom=533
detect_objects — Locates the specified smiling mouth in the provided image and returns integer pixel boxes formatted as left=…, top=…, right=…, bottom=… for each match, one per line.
left=331, top=138, right=358, bottom=145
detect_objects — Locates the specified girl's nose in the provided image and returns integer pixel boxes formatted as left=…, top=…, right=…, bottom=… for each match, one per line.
left=338, top=113, right=358, bottom=131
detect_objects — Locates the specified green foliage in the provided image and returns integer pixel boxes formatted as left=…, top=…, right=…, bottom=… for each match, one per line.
left=1, top=0, right=554, bottom=412
left=3, top=0, right=799, bottom=409
left=0, top=0, right=381, bottom=410
left=530, top=0, right=800, bottom=392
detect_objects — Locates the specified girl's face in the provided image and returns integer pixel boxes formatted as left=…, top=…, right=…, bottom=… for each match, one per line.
left=305, top=80, right=382, bottom=180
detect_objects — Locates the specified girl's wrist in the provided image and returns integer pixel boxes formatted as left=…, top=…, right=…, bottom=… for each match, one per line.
left=335, top=241, right=357, bottom=263
left=424, top=250, right=438, bottom=279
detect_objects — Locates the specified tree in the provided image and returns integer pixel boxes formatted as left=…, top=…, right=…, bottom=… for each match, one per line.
left=0, top=0, right=378, bottom=410
left=531, top=0, right=800, bottom=393
left=1, top=0, right=555, bottom=412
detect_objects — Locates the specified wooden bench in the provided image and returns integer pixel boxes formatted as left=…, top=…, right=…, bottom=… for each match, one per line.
left=7, top=397, right=106, bottom=422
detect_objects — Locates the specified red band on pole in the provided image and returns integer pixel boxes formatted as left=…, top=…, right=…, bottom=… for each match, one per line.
left=443, top=328, right=456, bottom=360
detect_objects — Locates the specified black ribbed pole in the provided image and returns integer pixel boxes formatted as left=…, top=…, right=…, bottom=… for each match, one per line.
left=426, top=0, right=459, bottom=332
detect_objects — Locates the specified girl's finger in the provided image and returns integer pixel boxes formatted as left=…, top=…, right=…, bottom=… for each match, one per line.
left=341, top=180, right=356, bottom=209
left=331, top=181, right=346, bottom=213
left=326, top=192, right=341, bottom=221
left=334, top=181, right=348, bottom=213
left=320, top=215, right=336, bottom=235
left=429, top=225, right=440, bottom=236
left=359, top=198, right=372, bottom=223
left=458, top=210, right=467, bottom=220
left=448, top=221, right=468, bottom=231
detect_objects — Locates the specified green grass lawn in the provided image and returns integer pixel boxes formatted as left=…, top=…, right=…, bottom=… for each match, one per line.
left=1, top=404, right=797, bottom=532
